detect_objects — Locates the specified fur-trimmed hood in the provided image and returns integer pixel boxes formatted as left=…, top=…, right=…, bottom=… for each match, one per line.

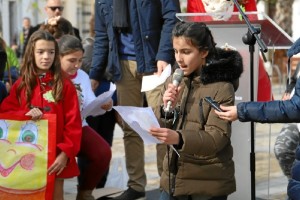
left=200, top=47, right=243, bottom=88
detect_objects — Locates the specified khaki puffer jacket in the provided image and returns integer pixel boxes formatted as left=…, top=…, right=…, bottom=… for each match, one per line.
left=155, top=48, right=243, bottom=197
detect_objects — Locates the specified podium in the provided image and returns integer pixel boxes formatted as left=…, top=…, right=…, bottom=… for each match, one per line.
left=176, top=12, right=294, bottom=200
left=176, top=12, right=294, bottom=49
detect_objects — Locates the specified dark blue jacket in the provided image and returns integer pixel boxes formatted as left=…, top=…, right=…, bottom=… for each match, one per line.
left=237, top=78, right=300, bottom=123
left=89, top=0, right=180, bottom=82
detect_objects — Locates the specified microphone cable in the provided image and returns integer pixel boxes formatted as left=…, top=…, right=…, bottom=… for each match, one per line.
left=164, top=114, right=173, bottom=200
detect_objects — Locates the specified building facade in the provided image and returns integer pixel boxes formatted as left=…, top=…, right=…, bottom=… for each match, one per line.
left=1, top=0, right=299, bottom=47
left=0, top=0, right=93, bottom=46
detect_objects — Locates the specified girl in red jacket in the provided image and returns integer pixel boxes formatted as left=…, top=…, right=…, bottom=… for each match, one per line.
left=0, top=30, right=82, bottom=200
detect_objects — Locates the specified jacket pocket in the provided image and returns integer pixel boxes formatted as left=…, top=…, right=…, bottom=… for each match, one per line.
left=180, top=153, right=217, bottom=165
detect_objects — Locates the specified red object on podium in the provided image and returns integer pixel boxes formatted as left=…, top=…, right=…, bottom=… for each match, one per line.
left=184, top=0, right=292, bottom=101
left=184, top=1, right=294, bottom=101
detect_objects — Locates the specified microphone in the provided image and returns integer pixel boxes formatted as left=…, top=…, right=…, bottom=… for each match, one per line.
left=165, top=68, right=184, bottom=112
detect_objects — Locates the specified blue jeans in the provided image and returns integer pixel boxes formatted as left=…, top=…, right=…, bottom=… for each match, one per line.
left=159, top=190, right=227, bottom=200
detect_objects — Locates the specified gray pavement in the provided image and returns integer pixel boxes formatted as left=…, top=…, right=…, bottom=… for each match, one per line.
left=64, top=84, right=290, bottom=200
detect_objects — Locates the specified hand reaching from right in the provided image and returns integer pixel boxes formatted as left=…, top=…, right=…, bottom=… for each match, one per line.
left=215, top=105, right=238, bottom=121
left=282, top=92, right=291, bottom=100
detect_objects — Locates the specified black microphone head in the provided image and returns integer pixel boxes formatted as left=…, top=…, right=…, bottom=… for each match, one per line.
left=172, top=68, right=184, bottom=84
left=287, top=37, right=300, bottom=58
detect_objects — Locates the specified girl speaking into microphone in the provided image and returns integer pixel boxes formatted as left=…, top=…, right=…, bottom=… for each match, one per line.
left=150, top=21, right=243, bottom=200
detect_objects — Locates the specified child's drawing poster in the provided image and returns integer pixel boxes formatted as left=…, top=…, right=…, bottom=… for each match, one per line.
left=0, top=114, right=56, bottom=200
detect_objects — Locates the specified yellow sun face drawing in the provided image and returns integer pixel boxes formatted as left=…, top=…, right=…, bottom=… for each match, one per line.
left=0, top=119, right=48, bottom=192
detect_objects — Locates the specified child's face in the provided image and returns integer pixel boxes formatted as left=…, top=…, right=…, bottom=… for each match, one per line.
left=173, top=36, right=208, bottom=76
left=34, top=40, right=55, bottom=74
left=60, top=50, right=83, bottom=76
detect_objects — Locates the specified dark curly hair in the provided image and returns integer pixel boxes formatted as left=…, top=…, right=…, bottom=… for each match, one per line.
left=172, top=21, right=217, bottom=61
left=40, top=16, right=74, bottom=39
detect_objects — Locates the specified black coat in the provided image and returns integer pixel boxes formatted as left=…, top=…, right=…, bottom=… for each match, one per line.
left=0, top=45, right=7, bottom=80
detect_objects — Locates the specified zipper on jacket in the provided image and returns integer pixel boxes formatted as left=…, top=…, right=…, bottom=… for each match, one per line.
left=199, top=99, right=205, bottom=129
left=169, top=75, right=193, bottom=197
left=179, top=76, right=193, bottom=130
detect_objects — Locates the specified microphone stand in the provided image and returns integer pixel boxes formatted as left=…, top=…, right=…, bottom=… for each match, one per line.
left=230, top=1, right=268, bottom=200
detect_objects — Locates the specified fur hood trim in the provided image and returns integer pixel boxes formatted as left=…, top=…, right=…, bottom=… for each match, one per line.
left=200, top=47, right=243, bottom=85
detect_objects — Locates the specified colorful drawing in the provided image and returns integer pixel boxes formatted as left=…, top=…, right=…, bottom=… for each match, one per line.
left=0, top=114, right=56, bottom=200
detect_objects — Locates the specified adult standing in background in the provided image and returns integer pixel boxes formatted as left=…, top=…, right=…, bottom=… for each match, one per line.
left=81, top=14, right=118, bottom=188
left=11, top=17, right=34, bottom=59
left=89, top=0, right=181, bottom=199
left=28, top=0, right=81, bottom=41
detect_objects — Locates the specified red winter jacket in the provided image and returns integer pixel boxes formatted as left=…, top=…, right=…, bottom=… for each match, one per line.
left=0, top=72, right=82, bottom=178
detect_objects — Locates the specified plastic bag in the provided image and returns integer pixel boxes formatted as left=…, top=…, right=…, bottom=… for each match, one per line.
left=105, top=156, right=129, bottom=190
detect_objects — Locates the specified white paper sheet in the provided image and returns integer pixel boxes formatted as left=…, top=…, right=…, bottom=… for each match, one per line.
left=113, top=106, right=162, bottom=145
left=141, top=64, right=171, bottom=92
left=82, top=83, right=116, bottom=118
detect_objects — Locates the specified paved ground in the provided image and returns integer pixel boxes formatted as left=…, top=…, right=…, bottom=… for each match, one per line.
left=64, top=84, right=290, bottom=200
left=64, top=124, right=161, bottom=199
